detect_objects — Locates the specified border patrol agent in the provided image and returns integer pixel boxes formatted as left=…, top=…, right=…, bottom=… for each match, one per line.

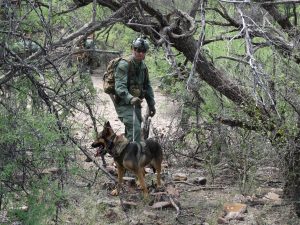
left=114, top=38, right=156, bottom=143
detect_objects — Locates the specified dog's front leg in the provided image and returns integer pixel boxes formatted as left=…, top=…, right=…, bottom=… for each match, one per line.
left=100, top=154, right=106, bottom=167
left=111, top=165, right=125, bottom=196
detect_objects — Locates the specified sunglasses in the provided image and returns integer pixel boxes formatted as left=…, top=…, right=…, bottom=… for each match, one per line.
left=134, top=48, right=147, bottom=53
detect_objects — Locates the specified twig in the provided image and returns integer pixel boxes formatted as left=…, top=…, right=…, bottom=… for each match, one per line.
left=174, top=181, right=195, bottom=186
left=187, top=186, right=226, bottom=192
left=169, top=195, right=181, bottom=220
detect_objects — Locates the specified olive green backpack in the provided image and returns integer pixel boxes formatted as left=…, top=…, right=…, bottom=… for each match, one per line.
left=103, top=57, right=126, bottom=94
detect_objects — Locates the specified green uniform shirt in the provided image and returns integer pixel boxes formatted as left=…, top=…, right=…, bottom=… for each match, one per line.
left=114, top=57, right=155, bottom=107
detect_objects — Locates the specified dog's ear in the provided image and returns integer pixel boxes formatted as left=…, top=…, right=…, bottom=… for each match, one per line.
left=105, top=121, right=111, bottom=128
left=103, top=121, right=111, bottom=136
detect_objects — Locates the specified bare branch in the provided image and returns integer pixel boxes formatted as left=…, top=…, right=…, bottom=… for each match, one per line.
left=207, top=5, right=240, bottom=28
left=187, top=0, right=207, bottom=90
left=215, top=56, right=248, bottom=64
left=203, top=32, right=243, bottom=45
left=237, top=6, right=279, bottom=115
left=217, top=117, right=260, bottom=131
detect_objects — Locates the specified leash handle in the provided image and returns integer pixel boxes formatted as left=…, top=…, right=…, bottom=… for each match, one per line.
left=132, top=104, right=136, bottom=142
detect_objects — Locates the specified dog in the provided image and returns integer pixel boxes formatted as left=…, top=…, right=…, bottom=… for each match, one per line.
left=91, top=121, right=163, bottom=197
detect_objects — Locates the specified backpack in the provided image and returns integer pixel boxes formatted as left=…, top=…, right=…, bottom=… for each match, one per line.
left=103, top=57, right=149, bottom=95
left=103, top=57, right=125, bottom=94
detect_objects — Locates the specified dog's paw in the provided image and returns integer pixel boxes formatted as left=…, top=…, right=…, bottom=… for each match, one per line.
left=136, top=180, right=141, bottom=188
left=110, top=189, right=119, bottom=196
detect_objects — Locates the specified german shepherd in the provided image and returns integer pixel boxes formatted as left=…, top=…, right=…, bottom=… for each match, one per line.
left=91, top=121, right=163, bottom=197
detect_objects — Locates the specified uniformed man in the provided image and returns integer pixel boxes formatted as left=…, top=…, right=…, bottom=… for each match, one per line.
left=114, top=37, right=156, bottom=143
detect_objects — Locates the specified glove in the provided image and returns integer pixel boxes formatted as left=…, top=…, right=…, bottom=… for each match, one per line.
left=130, top=97, right=143, bottom=106
left=149, top=105, right=156, bottom=117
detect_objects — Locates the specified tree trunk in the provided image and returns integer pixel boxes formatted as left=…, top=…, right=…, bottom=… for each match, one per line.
left=285, top=117, right=300, bottom=216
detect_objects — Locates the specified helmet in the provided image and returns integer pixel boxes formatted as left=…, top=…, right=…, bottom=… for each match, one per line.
left=132, top=38, right=149, bottom=52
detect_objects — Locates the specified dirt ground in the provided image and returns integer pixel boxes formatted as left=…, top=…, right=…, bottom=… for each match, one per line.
left=65, top=71, right=300, bottom=225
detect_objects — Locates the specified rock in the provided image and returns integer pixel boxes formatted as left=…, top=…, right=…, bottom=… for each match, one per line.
left=193, top=177, right=207, bottom=185
left=223, top=203, right=247, bottom=221
left=217, top=217, right=228, bottom=224
left=262, top=192, right=282, bottom=205
left=223, top=203, right=247, bottom=214
left=172, top=173, right=187, bottom=181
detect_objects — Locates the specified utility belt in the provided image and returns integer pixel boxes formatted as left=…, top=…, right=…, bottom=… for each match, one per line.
left=129, top=85, right=146, bottom=99
left=115, top=86, right=146, bottom=105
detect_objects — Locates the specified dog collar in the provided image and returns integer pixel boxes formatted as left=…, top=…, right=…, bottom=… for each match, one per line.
left=105, top=133, right=116, bottom=152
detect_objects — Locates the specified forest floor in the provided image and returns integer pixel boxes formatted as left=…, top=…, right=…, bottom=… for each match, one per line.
left=60, top=70, right=300, bottom=225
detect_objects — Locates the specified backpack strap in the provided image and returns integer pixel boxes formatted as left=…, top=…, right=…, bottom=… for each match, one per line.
left=143, top=65, right=149, bottom=90
left=120, top=57, right=133, bottom=91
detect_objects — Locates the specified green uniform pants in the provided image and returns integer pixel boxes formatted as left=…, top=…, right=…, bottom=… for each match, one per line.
left=115, top=105, right=142, bottom=143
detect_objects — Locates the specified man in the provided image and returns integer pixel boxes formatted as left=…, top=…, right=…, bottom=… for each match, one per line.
left=114, top=37, right=156, bottom=143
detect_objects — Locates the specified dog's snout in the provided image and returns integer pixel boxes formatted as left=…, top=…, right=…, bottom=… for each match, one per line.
left=91, top=140, right=105, bottom=149
left=91, top=142, right=99, bottom=148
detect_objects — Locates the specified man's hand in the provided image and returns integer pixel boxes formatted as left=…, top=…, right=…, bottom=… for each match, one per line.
left=149, top=105, right=156, bottom=117
left=130, top=97, right=143, bottom=106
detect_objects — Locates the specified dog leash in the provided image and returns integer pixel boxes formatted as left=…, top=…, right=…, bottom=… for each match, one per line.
left=132, top=104, right=136, bottom=142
